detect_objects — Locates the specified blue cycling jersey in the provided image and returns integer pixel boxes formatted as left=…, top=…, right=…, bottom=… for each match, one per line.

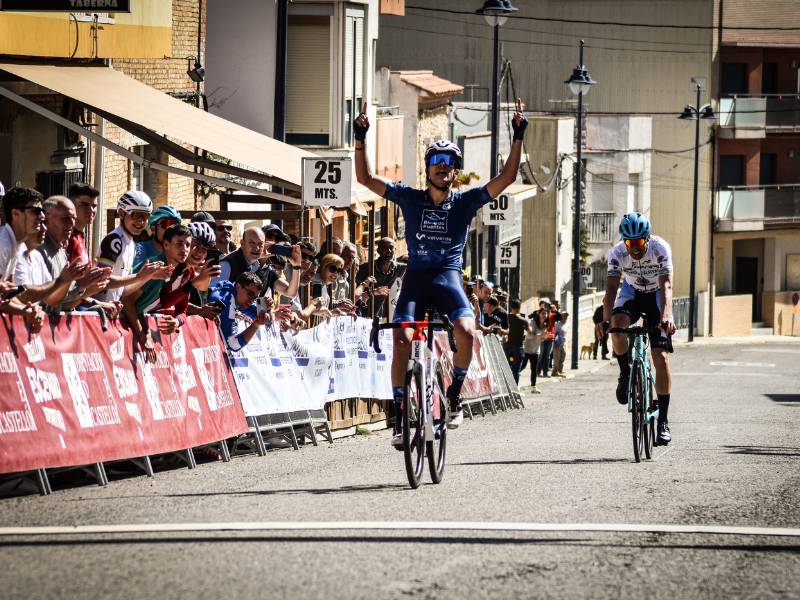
left=383, top=183, right=491, bottom=271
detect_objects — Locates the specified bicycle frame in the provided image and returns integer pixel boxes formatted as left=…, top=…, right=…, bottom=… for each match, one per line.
left=627, top=332, right=659, bottom=426
left=408, top=323, right=441, bottom=443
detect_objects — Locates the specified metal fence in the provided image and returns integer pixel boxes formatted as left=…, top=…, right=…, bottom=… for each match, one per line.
left=672, top=296, right=691, bottom=329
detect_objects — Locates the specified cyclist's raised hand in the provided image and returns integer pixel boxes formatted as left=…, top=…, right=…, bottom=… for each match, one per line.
left=512, top=98, right=528, bottom=141
left=354, top=102, right=369, bottom=141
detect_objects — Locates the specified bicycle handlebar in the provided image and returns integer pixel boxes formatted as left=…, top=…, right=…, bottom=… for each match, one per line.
left=370, top=316, right=457, bottom=354
left=608, top=326, right=665, bottom=336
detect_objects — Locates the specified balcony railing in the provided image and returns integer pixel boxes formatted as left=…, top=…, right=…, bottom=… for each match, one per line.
left=715, top=184, right=800, bottom=231
left=719, top=95, right=800, bottom=131
left=585, top=211, right=616, bottom=242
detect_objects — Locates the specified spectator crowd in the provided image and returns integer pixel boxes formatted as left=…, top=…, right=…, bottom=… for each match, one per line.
left=0, top=183, right=600, bottom=385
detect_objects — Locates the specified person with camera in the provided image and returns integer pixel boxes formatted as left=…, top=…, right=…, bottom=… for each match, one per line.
left=355, top=237, right=401, bottom=319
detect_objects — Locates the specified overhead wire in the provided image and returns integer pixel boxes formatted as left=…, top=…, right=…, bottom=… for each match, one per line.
left=405, top=5, right=800, bottom=31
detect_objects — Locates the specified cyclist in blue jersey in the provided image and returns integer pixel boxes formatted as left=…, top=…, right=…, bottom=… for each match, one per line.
left=355, top=100, right=528, bottom=441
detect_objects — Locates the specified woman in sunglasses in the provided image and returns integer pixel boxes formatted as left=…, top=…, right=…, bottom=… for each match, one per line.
left=602, top=212, right=677, bottom=446
left=354, top=99, right=527, bottom=436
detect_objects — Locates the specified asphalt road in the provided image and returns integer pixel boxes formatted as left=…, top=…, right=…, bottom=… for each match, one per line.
left=0, top=342, right=797, bottom=599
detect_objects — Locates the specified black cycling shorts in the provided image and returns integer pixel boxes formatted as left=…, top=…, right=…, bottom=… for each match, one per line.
left=393, top=268, right=474, bottom=323
left=612, top=289, right=673, bottom=353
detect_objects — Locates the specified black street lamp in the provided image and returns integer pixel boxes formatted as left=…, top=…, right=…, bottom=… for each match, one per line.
left=678, top=82, right=715, bottom=342
left=565, top=40, right=595, bottom=370
left=476, top=0, right=518, bottom=284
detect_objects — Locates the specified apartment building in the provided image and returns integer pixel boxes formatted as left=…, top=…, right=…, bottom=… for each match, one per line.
left=713, top=0, right=800, bottom=335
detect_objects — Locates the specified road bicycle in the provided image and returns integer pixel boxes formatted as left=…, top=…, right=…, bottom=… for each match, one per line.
left=609, top=320, right=662, bottom=462
left=370, top=315, right=457, bottom=489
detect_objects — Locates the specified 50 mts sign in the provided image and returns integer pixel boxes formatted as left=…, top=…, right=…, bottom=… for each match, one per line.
left=302, top=157, right=352, bottom=207
left=483, top=193, right=513, bottom=223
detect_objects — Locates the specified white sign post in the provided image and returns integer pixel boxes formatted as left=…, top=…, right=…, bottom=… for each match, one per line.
left=483, top=193, right=513, bottom=224
left=302, top=157, right=352, bottom=208
left=496, top=245, right=519, bottom=270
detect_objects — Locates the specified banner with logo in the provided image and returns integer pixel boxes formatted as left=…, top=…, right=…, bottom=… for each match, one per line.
left=0, top=314, right=247, bottom=474
left=433, top=330, right=498, bottom=400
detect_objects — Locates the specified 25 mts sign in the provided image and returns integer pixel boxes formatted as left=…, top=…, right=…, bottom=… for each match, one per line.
left=302, top=157, right=352, bottom=208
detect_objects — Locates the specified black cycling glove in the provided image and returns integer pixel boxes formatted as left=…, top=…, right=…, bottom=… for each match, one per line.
left=354, top=116, right=369, bottom=142
left=512, top=113, right=528, bottom=141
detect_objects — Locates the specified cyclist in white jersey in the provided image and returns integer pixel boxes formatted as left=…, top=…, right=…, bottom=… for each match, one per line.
left=602, top=212, right=677, bottom=445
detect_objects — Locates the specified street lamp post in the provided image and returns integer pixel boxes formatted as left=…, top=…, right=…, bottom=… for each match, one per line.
left=678, top=83, right=715, bottom=342
left=477, top=0, right=518, bottom=284
left=565, top=40, right=595, bottom=370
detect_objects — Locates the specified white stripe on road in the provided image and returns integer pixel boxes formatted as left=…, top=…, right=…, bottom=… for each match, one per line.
left=709, top=361, right=775, bottom=368
left=652, top=445, right=674, bottom=462
left=741, top=348, right=800, bottom=355
left=673, top=372, right=772, bottom=377
left=0, top=521, right=797, bottom=538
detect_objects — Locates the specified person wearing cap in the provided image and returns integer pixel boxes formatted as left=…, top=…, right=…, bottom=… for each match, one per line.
left=355, top=237, right=403, bottom=320
left=191, top=211, right=223, bottom=266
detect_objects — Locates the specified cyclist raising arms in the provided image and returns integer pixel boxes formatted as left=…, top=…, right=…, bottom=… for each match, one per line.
left=603, top=212, right=678, bottom=445
left=354, top=100, right=528, bottom=442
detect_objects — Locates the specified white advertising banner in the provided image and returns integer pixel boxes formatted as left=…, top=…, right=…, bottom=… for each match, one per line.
left=229, top=317, right=393, bottom=417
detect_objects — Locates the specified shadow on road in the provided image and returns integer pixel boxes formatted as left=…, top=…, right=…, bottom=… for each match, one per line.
left=723, top=445, right=800, bottom=457
left=763, top=394, right=800, bottom=403
left=156, top=483, right=410, bottom=498
left=454, top=458, right=629, bottom=466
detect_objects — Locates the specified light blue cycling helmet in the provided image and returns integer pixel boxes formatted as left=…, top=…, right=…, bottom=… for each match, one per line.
left=148, top=205, right=182, bottom=228
left=619, top=212, right=651, bottom=240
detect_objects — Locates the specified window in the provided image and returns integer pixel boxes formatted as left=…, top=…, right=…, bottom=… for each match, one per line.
left=760, top=153, right=777, bottom=186
left=629, top=173, right=641, bottom=212
left=720, top=155, right=745, bottom=188
left=590, top=174, right=614, bottom=212
left=343, top=8, right=365, bottom=146
left=762, top=63, right=778, bottom=95
left=286, top=15, right=331, bottom=146
left=722, top=63, right=748, bottom=96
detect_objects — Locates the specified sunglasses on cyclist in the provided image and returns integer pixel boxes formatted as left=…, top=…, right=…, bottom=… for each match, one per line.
left=426, top=153, right=458, bottom=168
left=624, top=237, right=648, bottom=249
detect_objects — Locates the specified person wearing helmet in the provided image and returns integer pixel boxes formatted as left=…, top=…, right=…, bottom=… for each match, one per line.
left=354, top=98, right=528, bottom=441
left=95, top=191, right=171, bottom=304
left=603, top=211, right=677, bottom=446
left=185, top=221, right=223, bottom=310
left=135, top=204, right=182, bottom=265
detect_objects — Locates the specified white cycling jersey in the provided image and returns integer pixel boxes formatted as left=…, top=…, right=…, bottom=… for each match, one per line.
left=607, top=235, right=673, bottom=293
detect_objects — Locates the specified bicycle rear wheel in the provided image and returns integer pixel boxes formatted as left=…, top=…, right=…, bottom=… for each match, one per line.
left=427, top=361, right=447, bottom=484
left=630, top=360, right=645, bottom=463
left=403, top=366, right=425, bottom=489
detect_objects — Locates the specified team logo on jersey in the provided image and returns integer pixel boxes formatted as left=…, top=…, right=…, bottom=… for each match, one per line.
left=421, top=209, right=448, bottom=233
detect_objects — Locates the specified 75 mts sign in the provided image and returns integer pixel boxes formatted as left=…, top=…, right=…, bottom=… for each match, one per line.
left=302, top=157, right=352, bottom=208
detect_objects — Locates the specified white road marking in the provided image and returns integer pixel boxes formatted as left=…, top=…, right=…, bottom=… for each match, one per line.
left=673, top=372, right=772, bottom=377
left=652, top=445, right=674, bottom=461
left=709, top=361, right=775, bottom=368
left=741, top=348, right=800, bottom=355
left=0, top=521, right=797, bottom=538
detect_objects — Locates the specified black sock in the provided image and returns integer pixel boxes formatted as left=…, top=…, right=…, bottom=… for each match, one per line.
left=447, top=366, right=468, bottom=405
left=657, top=394, right=670, bottom=422
left=614, top=352, right=630, bottom=378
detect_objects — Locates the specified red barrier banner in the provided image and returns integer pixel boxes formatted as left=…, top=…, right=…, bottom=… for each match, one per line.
left=433, top=330, right=497, bottom=400
left=0, top=314, right=247, bottom=474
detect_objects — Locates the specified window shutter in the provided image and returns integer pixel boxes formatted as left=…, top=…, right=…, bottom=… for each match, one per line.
left=286, top=16, right=330, bottom=140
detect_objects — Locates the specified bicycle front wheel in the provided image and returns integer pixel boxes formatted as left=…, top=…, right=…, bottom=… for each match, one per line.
left=427, top=361, right=447, bottom=484
left=643, top=370, right=655, bottom=460
left=630, top=360, right=645, bottom=463
left=403, top=365, right=425, bottom=489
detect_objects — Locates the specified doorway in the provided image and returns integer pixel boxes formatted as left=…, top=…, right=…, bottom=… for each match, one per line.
left=734, top=256, right=759, bottom=321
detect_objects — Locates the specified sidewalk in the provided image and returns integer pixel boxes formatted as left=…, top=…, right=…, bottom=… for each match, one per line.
left=518, top=353, right=613, bottom=392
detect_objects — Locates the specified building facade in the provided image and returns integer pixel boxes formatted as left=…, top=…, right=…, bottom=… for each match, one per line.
left=713, top=0, right=800, bottom=335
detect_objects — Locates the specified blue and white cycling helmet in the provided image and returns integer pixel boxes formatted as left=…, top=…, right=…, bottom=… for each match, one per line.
left=424, top=140, right=463, bottom=170
left=619, top=212, right=651, bottom=240
left=117, top=190, right=153, bottom=214
left=187, top=221, right=216, bottom=249
left=148, top=205, right=182, bottom=228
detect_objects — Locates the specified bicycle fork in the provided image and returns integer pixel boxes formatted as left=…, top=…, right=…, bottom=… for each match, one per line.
left=410, top=329, right=435, bottom=443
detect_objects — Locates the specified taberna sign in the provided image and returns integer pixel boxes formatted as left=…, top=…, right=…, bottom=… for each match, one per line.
left=0, top=0, right=131, bottom=11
